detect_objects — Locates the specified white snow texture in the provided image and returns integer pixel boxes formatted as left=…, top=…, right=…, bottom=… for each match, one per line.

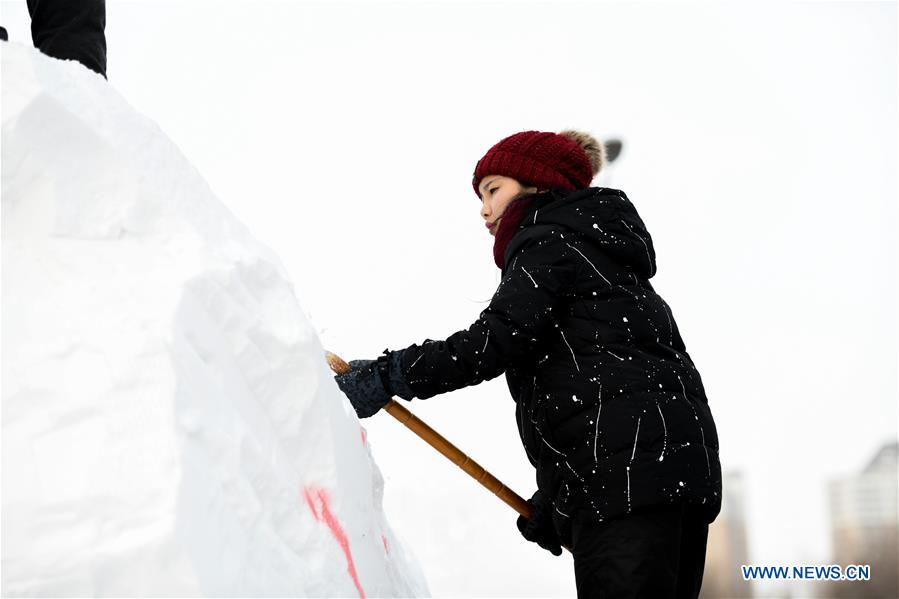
left=1, top=42, right=429, bottom=598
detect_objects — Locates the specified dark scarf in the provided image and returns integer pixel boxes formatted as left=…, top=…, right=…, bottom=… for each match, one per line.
left=492, top=195, right=536, bottom=268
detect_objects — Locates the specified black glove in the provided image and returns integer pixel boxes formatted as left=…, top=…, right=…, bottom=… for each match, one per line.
left=516, top=490, right=563, bottom=556
left=334, top=357, right=393, bottom=418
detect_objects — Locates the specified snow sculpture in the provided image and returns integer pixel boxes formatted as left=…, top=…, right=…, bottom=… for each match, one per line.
left=1, top=42, right=428, bottom=598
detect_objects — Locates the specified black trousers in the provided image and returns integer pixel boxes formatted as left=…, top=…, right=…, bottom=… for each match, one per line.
left=559, top=501, right=709, bottom=599
left=27, top=0, right=106, bottom=78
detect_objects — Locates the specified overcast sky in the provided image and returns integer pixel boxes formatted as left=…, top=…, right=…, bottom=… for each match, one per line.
left=2, top=1, right=896, bottom=596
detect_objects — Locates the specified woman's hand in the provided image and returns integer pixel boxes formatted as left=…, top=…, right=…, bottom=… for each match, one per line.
left=516, top=490, right=563, bottom=556
left=334, top=359, right=392, bottom=418
left=517, top=489, right=562, bottom=555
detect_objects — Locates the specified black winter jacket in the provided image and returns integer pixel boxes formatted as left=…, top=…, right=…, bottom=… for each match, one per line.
left=389, top=187, right=722, bottom=530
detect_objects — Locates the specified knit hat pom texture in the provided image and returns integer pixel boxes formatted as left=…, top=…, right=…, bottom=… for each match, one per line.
left=558, top=129, right=605, bottom=178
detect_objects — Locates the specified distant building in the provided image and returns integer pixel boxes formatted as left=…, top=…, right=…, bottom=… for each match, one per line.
left=824, top=441, right=898, bottom=598
left=701, top=471, right=753, bottom=598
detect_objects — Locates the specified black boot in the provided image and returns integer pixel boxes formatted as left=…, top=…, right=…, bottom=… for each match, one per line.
left=26, top=0, right=106, bottom=79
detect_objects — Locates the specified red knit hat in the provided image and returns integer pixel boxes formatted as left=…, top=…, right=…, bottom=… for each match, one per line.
left=472, top=130, right=599, bottom=197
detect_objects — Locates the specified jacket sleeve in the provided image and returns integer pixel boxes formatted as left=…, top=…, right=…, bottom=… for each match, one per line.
left=391, top=227, right=580, bottom=400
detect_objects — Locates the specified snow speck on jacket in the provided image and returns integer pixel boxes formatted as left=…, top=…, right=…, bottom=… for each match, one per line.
left=391, top=187, right=722, bottom=530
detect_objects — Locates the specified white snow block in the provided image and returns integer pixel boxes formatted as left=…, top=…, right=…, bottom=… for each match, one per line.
left=1, top=42, right=428, bottom=598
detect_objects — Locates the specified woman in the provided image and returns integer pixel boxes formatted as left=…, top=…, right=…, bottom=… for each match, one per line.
left=335, top=129, right=722, bottom=598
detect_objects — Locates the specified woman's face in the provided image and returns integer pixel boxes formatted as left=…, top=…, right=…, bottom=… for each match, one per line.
left=477, top=175, right=538, bottom=236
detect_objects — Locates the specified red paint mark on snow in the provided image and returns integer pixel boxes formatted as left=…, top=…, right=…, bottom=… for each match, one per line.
left=302, top=485, right=366, bottom=599
left=360, top=426, right=367, bottom=446
left=382, top=534, right=390, bottom=554
left=302, top=487, right=320, bottom=519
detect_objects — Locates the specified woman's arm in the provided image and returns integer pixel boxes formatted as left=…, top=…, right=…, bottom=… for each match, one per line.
left=392, top=227, right=580, bottom=400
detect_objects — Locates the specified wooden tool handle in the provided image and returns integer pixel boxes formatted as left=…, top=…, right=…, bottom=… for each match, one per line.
left=326, top=350, right=574, bottom=554
left=326, top=351, right=532, bottom=518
